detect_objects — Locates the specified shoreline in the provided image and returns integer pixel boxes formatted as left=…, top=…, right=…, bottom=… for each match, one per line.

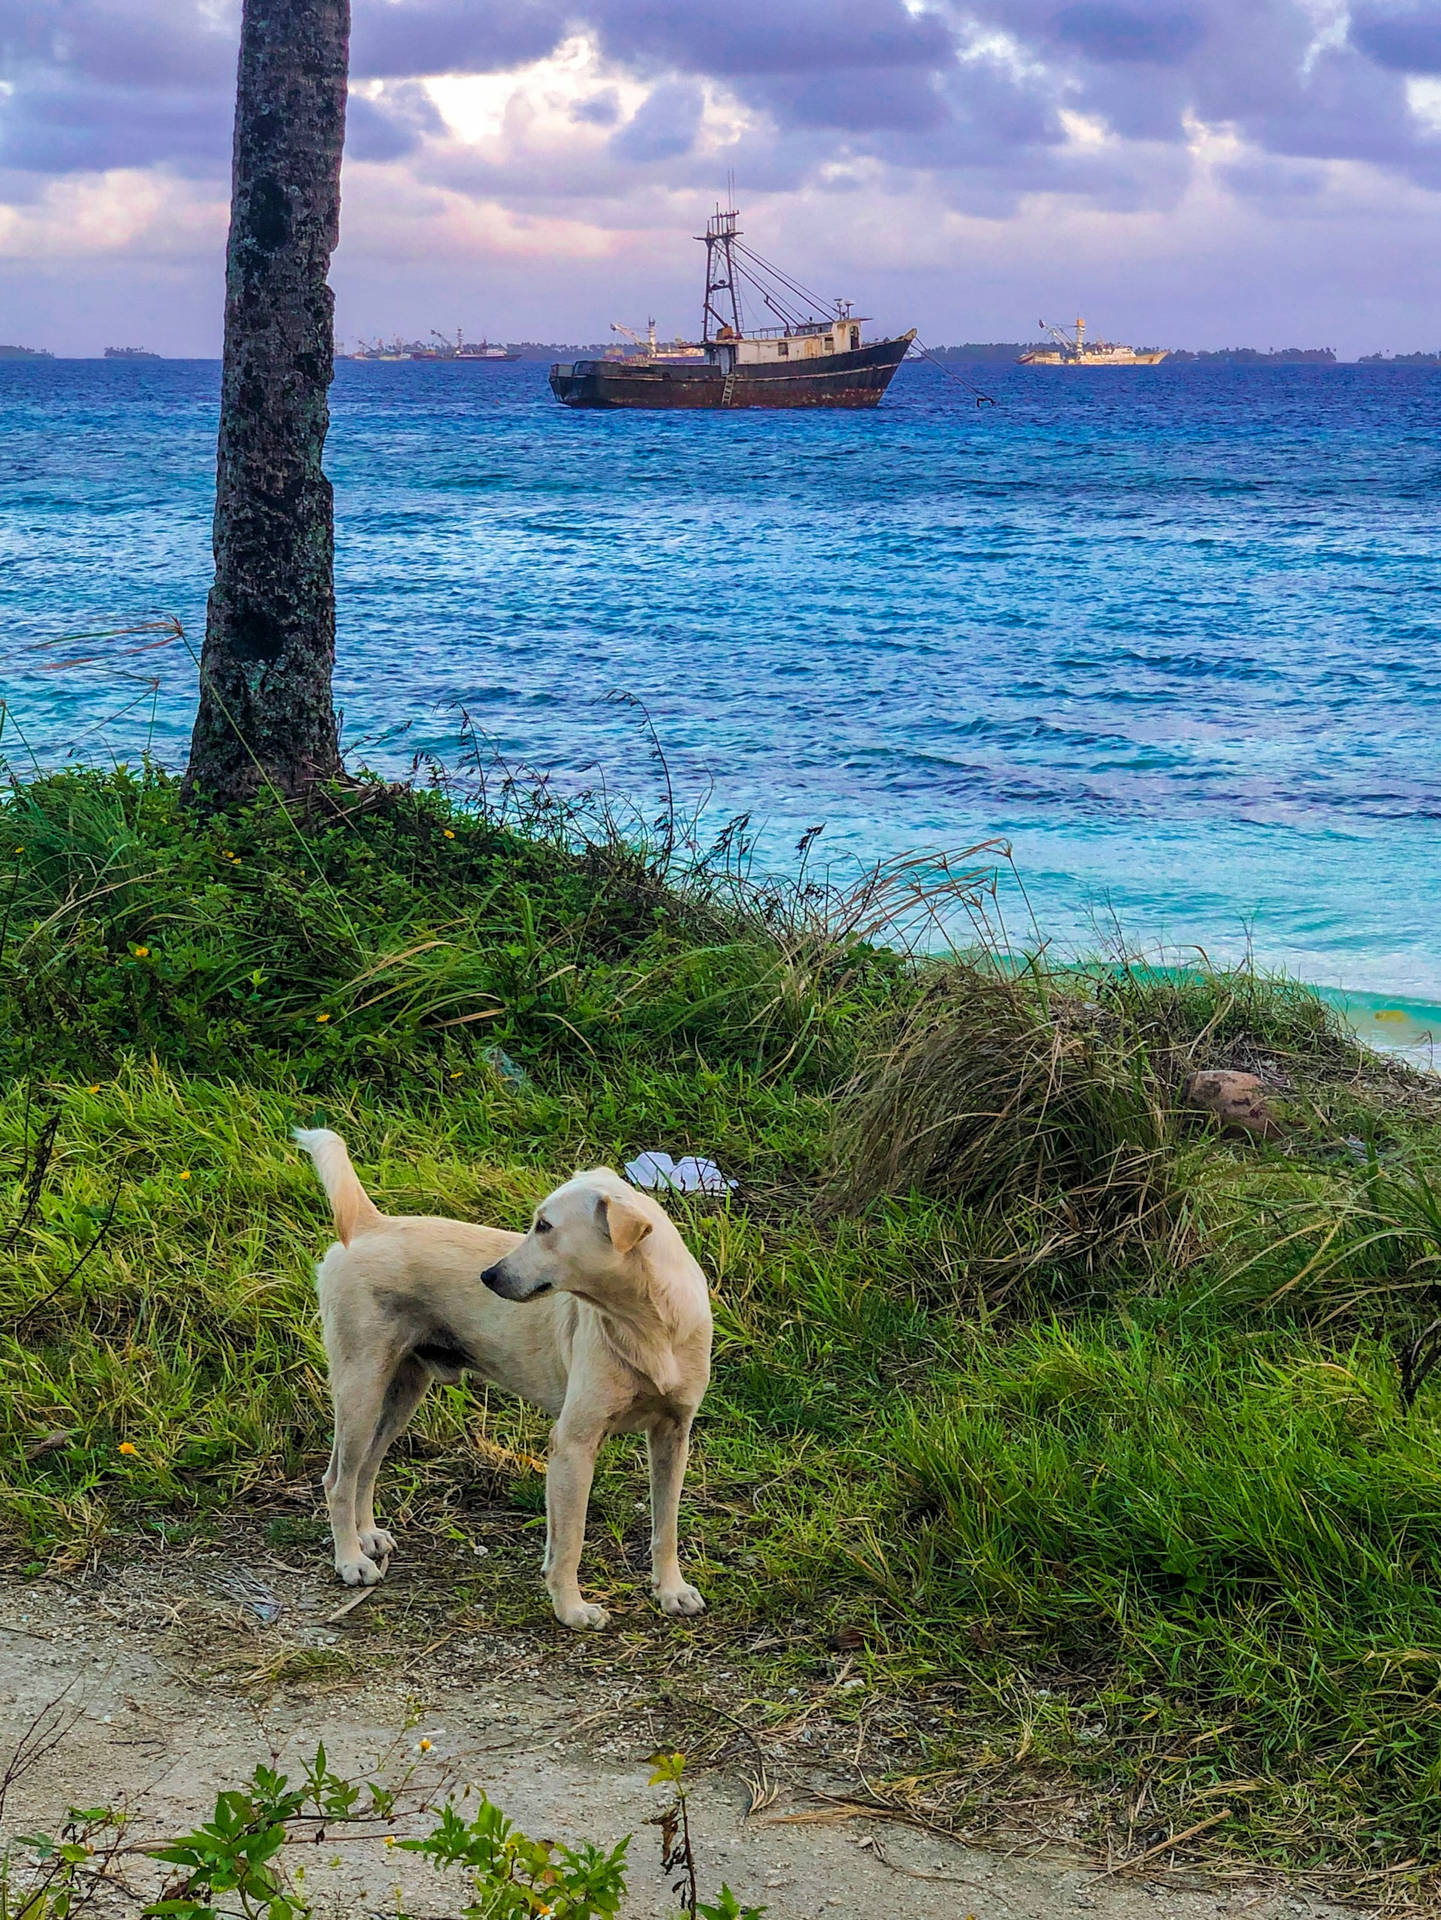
left=1315, top=982, right=1441, bottom=1060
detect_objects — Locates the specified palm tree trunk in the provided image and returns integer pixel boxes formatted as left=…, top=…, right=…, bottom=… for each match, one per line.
left=184, top=0, right=350, bottom=804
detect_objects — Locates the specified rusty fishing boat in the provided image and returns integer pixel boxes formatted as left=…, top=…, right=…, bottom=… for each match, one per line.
left=549, top=204, right=915, bottom=410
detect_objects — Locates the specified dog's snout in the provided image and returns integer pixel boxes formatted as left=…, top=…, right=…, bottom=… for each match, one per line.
left=481, top=1259, right=553, bottom=1303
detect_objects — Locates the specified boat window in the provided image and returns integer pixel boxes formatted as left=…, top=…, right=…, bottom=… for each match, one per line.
left=777, top=340, right=788, bottom=357
left=849, top=327, right=860, bottom=350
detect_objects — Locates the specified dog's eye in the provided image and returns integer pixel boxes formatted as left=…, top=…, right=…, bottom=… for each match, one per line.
left=534, top=1218, right=553, bottom=1235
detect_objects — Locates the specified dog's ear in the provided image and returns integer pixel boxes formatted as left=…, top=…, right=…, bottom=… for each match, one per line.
left=596, top=1190, right=653, bottom=1255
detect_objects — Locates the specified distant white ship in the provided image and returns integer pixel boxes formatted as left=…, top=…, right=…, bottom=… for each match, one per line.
left=1019, top=317, right=1167, bottom=367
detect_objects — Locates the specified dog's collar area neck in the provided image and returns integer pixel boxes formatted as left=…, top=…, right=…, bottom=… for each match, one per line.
left=588, top=1286, right=683, bottom=1367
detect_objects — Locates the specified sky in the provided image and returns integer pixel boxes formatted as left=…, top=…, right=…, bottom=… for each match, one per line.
left=2, top=0, right=1440, bottom=357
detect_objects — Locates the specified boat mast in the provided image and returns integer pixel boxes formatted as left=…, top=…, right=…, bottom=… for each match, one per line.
left=699, top=205, right=743, bottom=341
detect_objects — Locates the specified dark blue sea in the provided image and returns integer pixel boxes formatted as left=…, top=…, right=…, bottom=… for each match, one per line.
left=2, top=355, right=1438, bottom=1038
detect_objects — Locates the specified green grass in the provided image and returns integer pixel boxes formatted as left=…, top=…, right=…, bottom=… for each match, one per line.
left=4, top=766, right=1441, bottom=1881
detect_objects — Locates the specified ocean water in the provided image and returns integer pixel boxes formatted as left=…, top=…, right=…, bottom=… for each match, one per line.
left=2, top=355, right=1439, bottom=1022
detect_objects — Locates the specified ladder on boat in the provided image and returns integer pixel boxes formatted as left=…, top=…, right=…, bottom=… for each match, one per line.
left=720, top=372, right=736, bottom=408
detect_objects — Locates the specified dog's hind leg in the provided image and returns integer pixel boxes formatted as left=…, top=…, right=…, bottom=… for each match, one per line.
left=353, top=1355, right=429, bottom=1564
left=325, top=1350, right=403, bottom=1587
left=647, top=1414, right=705, bottom=1618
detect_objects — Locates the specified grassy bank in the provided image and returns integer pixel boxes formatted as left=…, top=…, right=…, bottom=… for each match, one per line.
left=4, top=767, right=1441, bottom=1883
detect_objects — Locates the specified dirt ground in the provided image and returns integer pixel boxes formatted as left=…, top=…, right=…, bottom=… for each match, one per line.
left=0, top=1546, right=1370, bottom=1920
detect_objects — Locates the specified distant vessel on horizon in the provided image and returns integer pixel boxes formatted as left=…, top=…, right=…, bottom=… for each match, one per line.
left=549, top=203, right=914, bottom=410
left=105, top=346, right=162, bottom=361
left=347, top=329, right=520, bottom=363
left=1019, top=318, right=1167, bottom=367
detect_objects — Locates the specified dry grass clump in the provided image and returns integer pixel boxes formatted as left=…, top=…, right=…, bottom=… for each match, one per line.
left=828, top=948, right=1441, bottom=1303
left=830, top=962, right=1179, bottom=1281
left=1079, top=956, right=1436, bottom=1113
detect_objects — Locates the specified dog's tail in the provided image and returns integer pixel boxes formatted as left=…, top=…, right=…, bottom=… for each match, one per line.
left=293, top=1128, right=384, bottom=1246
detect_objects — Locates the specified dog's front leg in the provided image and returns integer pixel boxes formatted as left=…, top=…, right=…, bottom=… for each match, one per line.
left=544, top=1411, right=608, bottom=1630
left=647, top=1414, right=705, bottom=1617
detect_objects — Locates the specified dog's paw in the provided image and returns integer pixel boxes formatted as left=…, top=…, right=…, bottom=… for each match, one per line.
left=555, top=1599, right=610, bottom=1631
left=655, top=1581, right=706, bottom=1618
left=360, top=1528, right=397, bottom=1560
left=335, top=1552, right=386, bottom=1587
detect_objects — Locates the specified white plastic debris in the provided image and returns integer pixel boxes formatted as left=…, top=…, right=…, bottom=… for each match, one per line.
left=625, top=1150, right=737, bottom=1195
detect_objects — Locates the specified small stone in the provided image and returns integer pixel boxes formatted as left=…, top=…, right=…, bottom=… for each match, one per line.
left=1182, top=1069, right=1282, bottom=1139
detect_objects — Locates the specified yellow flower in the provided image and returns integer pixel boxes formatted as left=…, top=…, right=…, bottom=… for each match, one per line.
left=180, top=1170, right=191, bottom=1181
left=443, top=829, right=455, bottom=839
left=13, top=845, right=23, bottom=854
left=316, top=1013, right=330, bottom=1024
left=132, top=945, right=150, bottom=958
left=87, top=1085, right=100, bottom=1094
left=418, top=1737, right=432, bottom=1752
left=385, top=1835, right=395, bottom=1848
left=448, top=1071, right=463, bottom=1080
left=118, top=1442, right=137, bottom=1456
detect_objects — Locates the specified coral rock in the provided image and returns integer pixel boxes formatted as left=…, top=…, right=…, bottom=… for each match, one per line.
left=1182, top=1069, right=1282, bottom=1138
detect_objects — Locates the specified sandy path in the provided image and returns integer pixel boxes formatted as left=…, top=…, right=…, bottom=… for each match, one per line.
left=0, top=1556, right=1365, bottom=1920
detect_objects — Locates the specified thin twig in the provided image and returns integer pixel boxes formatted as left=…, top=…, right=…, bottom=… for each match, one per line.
left=1099, top=1808, right=1233, bottom=1875
left=14, top=1172, right=122, bottom=1332
left=4, top=1107, right=60, bottom=1250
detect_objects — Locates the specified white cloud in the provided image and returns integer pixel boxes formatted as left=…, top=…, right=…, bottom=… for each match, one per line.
left=1407, top=75, right=1441, bottom=133
left=0, top=166, right=224, bottom=258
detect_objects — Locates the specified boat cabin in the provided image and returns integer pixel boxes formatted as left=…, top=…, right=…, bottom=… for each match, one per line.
left=721, top=321, right=865, bottom=364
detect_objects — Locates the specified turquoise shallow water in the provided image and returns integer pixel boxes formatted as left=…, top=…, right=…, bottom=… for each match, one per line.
left=1, top=356, right=1438, bottom=1015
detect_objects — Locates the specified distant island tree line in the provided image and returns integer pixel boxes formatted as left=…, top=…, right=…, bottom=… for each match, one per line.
left=1, top=339, right=1439, bottom=366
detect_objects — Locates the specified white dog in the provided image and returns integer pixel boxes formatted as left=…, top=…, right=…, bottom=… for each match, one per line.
left=296, top=1129, right=713, bottom=1630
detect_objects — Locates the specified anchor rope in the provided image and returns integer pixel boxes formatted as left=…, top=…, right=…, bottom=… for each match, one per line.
left=910, top=337, right=999, bottom=406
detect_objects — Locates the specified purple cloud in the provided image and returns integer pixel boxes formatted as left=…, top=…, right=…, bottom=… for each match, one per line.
left=346, top=83, right=445, bottom=163
left=0, top=76, right=230, bottom=175
left=2, top=0, right=1440, bottom=224
left=349, top=0, right=568, bottom=81
left=588, top=0, right=953, bottom=78
left=1351, top=4, right=1441, bottom=74
left=609, top=81, right=704, bottom=161
left=1052, top=5, right=1207, bottom=65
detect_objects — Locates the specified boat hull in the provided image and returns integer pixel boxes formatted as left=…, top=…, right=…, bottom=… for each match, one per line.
left=1018, top=351, right=1168, bottom=366
left=549, top=334, right=913, bottom=410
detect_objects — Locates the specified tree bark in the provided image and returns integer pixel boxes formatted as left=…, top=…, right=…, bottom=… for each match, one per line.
left=184, top=0, right=350, bottom=804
